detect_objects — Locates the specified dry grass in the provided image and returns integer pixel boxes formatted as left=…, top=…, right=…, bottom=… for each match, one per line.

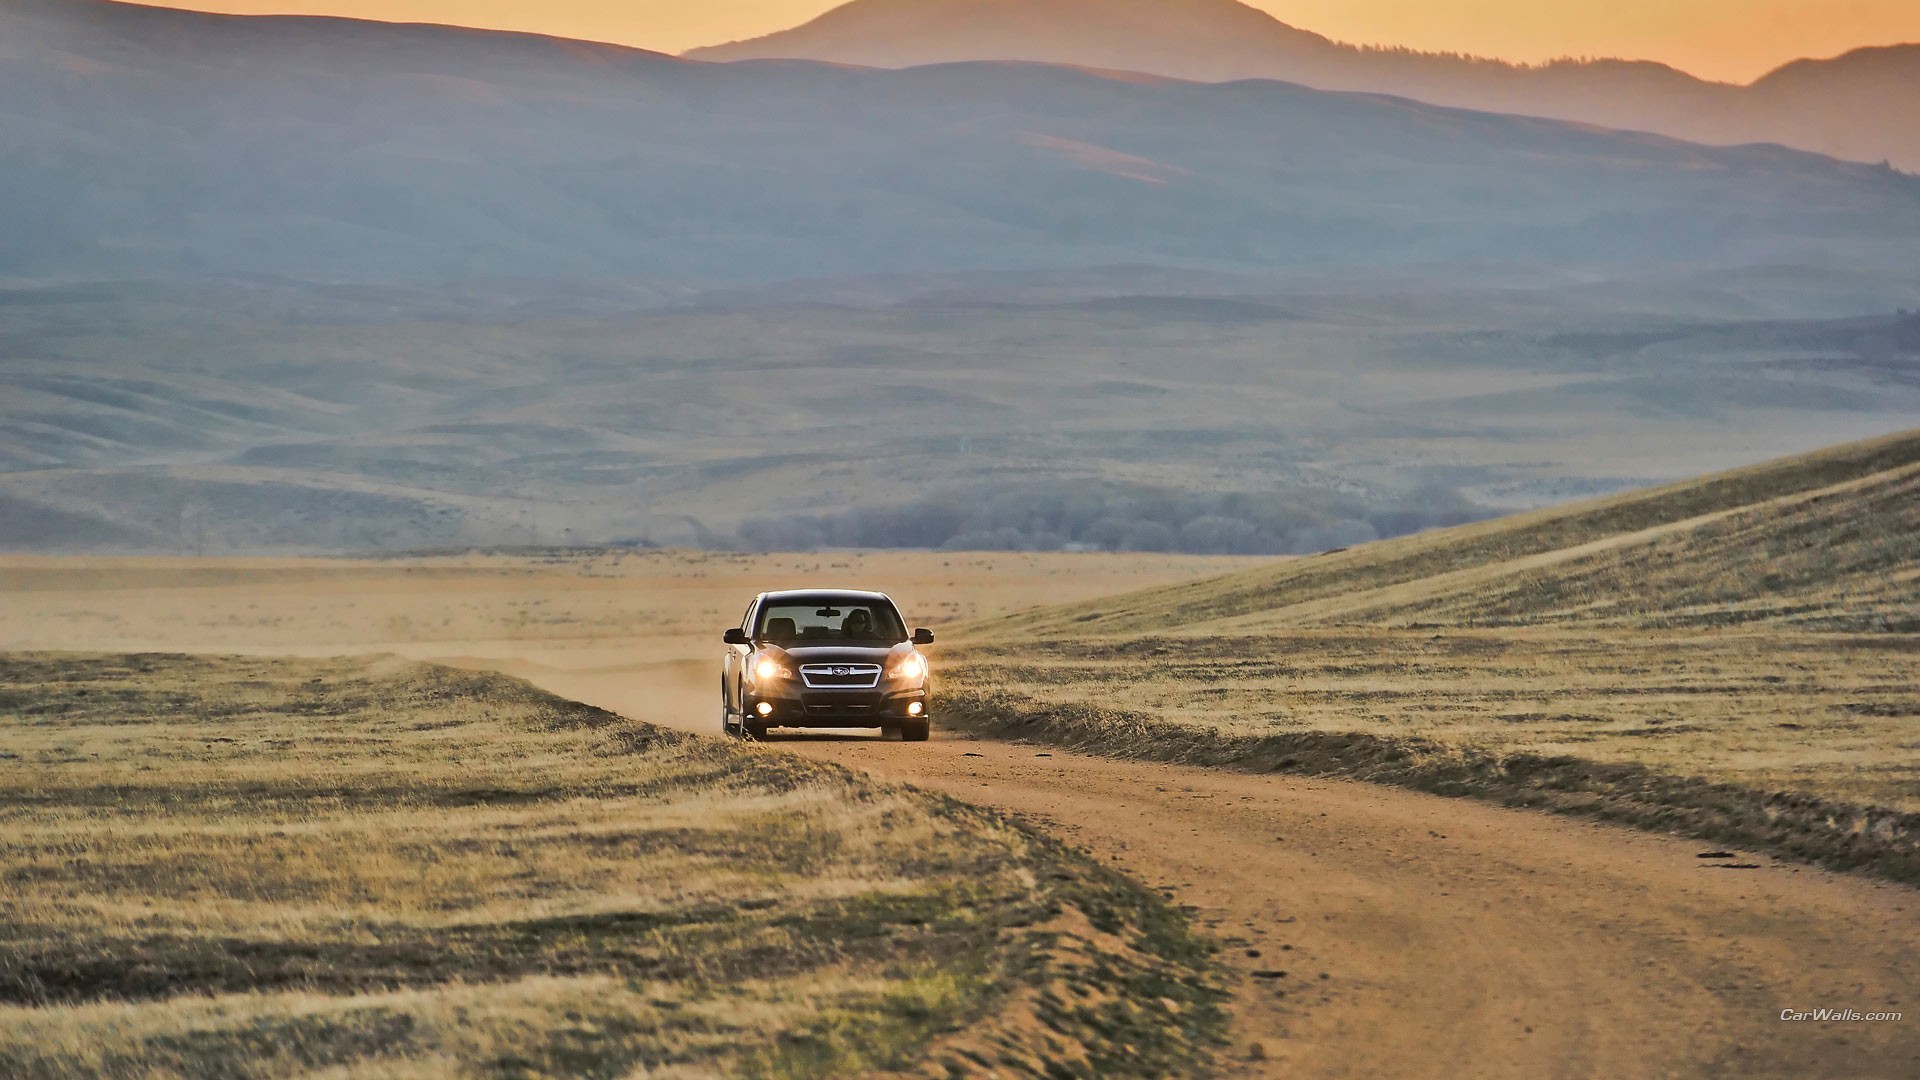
left=1000, top=428, right=1920, bottom=636
left=949, top=629, right=1920, bottom=812
left=945, top=431, right=1920, bottom=879
left=0, top=653, right=1225, bottom=1078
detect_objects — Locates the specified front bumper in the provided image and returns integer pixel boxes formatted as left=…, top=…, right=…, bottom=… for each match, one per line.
left=744, top=684, right=928, bottom=727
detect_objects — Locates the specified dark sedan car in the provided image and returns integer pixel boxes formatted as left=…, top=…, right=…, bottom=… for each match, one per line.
left=721, top=590, right=935, bottom=740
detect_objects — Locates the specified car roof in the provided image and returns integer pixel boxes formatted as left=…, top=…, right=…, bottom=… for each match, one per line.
left=759, top=589, right=896, bottom=606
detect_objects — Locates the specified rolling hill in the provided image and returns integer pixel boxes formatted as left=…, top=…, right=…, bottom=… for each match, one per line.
left=994, top=427, right=1920, bottom=637
left=4, top=275, right=1917, bottom=553
left=943, top=429, right=1920, bottom=878
left=3, top=0, right=1919, bottom=282
left=689, top=0, right=1920, bottom=171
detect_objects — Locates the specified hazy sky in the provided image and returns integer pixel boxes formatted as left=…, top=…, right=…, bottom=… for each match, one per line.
left=135, top=1, right=1920, bottom=83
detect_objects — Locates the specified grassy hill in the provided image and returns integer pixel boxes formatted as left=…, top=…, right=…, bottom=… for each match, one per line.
left=998, top=428, right=1920, bottom=636
left=0, top=653, right=1224, bottom=1076
left=945, top=430, right=1920, bottom=880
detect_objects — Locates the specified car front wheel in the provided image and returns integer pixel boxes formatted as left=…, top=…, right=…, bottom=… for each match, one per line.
left=900, top=718, right=930, bottom=742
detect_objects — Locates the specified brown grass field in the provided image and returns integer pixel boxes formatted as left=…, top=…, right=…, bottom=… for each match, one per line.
left=941, top=429, right=1920, bottom=879
left=0, top=652, right=1225, bottom=1078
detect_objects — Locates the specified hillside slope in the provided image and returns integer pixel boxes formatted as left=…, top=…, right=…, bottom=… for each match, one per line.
left=689, top=0, right=1920, bottom=170
left=945, top=429, right=1920, bottom=868
left=4, top=0, right=1919, bottom=281
left=995, top=428, right=1920, bottom=636
left=5, top=276, right=1917, bottom=553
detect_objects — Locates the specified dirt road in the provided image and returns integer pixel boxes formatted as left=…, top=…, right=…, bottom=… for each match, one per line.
left=14, top=553, right=1910, bottom=1075
left=523, top=668, right=1918, bottom=1080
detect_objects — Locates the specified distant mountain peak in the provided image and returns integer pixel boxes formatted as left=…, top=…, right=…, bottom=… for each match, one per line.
left=685, top=0, right=1920, bottom=171
left=687, top=0, right=1335, bottom=74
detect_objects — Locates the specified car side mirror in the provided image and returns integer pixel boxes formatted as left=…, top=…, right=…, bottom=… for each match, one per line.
left=723, top=628, right=750, bottom=646
left=912, top=628, right=935, bottom=645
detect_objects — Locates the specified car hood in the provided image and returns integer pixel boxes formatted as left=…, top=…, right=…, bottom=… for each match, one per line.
left=771, top=643, right=909, bottom=666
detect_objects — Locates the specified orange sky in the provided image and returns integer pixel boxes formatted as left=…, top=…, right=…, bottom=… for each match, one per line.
left=131, top=1, right=1920, bottom=84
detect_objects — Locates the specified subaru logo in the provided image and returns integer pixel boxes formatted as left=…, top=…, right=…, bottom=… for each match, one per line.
left=833, top=666, right=851, bottom=676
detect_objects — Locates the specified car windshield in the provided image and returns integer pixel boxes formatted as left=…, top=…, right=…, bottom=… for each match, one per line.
left=756, top=598, right=905, bottom=644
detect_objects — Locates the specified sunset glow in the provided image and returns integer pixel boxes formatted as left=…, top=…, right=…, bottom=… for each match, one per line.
left=129, top=0, right=1920, bottom=84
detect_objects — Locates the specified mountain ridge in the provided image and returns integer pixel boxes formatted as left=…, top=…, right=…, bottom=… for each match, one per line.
left=5, top=0, right=1918, bottom=285
left=688, top=0, right=1920, bottom=170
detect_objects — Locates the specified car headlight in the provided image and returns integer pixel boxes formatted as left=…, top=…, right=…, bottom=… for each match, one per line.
left=753, top=656, right=792, bottom=681
left=890, top=653, right=927, bottom=681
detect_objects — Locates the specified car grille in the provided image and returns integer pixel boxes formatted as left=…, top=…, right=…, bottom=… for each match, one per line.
left=807, top=702, right=874, bottom=716
left=799, top=663, right=882, bottom=689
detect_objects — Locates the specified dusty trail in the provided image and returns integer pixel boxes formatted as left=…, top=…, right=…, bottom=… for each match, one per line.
left=17, top=551, right=1911, bottom=1074
left=524, top=668, right=1919, bottom=1080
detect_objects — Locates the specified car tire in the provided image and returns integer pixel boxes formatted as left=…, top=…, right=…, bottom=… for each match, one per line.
left=901, top=718, right=930, bottom=742
left=745, top=718, right=769, bottom=740
left=880, top=723, right=901, bottom=740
